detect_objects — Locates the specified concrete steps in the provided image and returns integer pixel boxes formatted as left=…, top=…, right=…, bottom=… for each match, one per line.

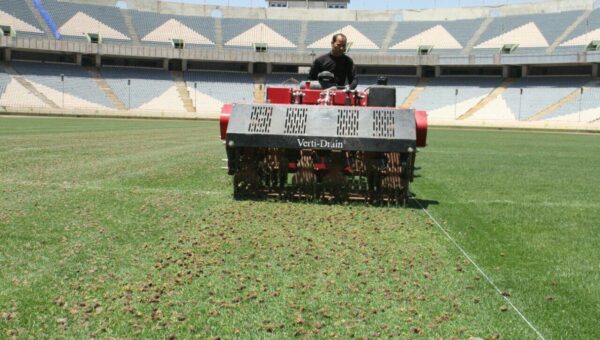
left=85, top=67, right=127, bottom=110
left=2, top=62, right=59, bottom=109
left=120, top=9, right=141, bottom=46
left=214, top=18, right=224, bottom=52
left=297, top=21, right=308, bottom=53
left=171, top=71, right=195, bottom=112
left=528, top=79, right=598, bottom=121
left=458, top=78, right=514, bottom=120
left=463, top=16, right=493, bottom=55
left=547, top=9, right=592, bottom=53
left=253, top=74, right=265, bottom=103
left=26, top=0, right=55, bottom=39
left=400, top=78, right=430, bottom=109
left=381, top=21, right=399, bottom=51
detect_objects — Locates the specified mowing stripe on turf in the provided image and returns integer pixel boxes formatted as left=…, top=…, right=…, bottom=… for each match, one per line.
left=413, top=198, right=545, bottom=340
left=443, top=199, right=598, bottom=208
left=0, top=180, right=227, bottom=197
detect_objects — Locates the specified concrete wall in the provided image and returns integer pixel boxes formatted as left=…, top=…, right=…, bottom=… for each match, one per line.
left=4, top=36, right=600, bottom=68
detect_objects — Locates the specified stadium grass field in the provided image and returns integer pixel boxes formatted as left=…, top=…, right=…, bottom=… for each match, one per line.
left=0, top=117, right=598, bottom=338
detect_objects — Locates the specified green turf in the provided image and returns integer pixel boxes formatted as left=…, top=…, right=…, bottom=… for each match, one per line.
left=0, top=117, right=596, bottom=338
left=415, top=128, right=600, bottom=339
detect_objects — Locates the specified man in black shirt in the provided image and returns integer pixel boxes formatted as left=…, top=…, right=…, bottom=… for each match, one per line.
left=308, top=33, right=357, bottom=89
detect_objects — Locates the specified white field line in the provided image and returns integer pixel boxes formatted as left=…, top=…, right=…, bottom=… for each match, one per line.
left=443, top=199, right=598, bottom=209
left=0, top=179, right=227, bottom=196
left=414, top=198, right=546, bottom=340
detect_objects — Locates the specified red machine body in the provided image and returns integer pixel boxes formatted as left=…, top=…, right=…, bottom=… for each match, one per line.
left=220, top=86, right=428, bottom=146
left=220, top=84, right=428, bottom=204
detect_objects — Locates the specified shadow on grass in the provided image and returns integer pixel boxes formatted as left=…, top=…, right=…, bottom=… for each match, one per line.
left=406, top=197, right=439, bottom=210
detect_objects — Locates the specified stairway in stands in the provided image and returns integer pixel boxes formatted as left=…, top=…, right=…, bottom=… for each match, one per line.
left=458, top=78, right=514, bottom=120
left=297, top=21, right=308, bottom=53
left=2, top=62, right=59, bottom=109
left=547, top=9, right=592, bottom=53
left=26, top=0, right=54, bottom=39
left=463, top=17, right=493, bottom=55
left=85, top=67, right=127, bottom=110
left=171, top=71, right=196, bottom=112
left=253, top=75, right=266, bottom=103
left=214, top=18, right=224, bottom=52
left=400, top=78, right=430, bottom=109
left=527, top=79, right=598, bottom=121
left=120, top=9, right=141, bottom=46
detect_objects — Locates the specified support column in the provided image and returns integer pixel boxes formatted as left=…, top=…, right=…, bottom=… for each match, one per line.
left=76, top=53, right=82, bottom=65
left=502, top=65, right=510, bottom=78
left=95, top=54, right=101, bottom=67
left=592, top=64, right=598, bottom=77
left=266, top=63, right=272, bottom=74
left=434, top=66, right=441, bottom=77
left=182, top=59, right=188, bottom=71
left=248, top=62, right=254, bottom=74
left=4, top=48, right=11, bottom=62
left=521, top=65, right=528, bottom=78
left=416, top=66, right=423, bottom=78
left=163, top=59, right=169, bottom=70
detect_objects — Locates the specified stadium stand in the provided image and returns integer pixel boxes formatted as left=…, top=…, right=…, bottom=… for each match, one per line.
left=10, top=61, right=114, bottom=110
left=184, top=71, right=254, bottom=113
left=389, top=18, right=485, bottom=54
left=305, top=21, right=388, bottom=51
left=473, top=11, right=583, bottom=55
left=543, top=80, right=600, bottom=122
left=222, top=18, right=301, bottom=50
left=100, top=67, right=185, bottom=112
left=412, top=77, right=503, bottom=120
left=128, top=10, right=216, bottom=47
left=0, top=0, right=46, bottom=36
left=40, top=0, right=130, bottom=42
left=0, top=67, right=10, bottom=97
left=0, top=63, right=51, bottom=109
left=470, top=77, right=591, bottom=121
left=0, top=0, right=599, bottom=128
left=558, top=8, right=600, bottom=51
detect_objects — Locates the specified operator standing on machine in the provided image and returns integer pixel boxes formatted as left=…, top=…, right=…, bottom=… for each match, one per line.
left=308, top=33, right=358, bottom=89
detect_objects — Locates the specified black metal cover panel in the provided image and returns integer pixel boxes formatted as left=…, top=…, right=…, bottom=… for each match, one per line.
left=227, top=103, right=417, bottom=152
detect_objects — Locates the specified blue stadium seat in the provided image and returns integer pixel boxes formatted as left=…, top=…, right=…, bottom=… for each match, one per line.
left=10, top=61, right=114, bottom=108
left=41, top=0, right=130, bottom=43
left=99, top=67, right=175, bottom=109
left=0, top=0, right=46, bottom=37
left=184, top=70, right=254, bottom=104
left=128, top=9, right=216, bottom=47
